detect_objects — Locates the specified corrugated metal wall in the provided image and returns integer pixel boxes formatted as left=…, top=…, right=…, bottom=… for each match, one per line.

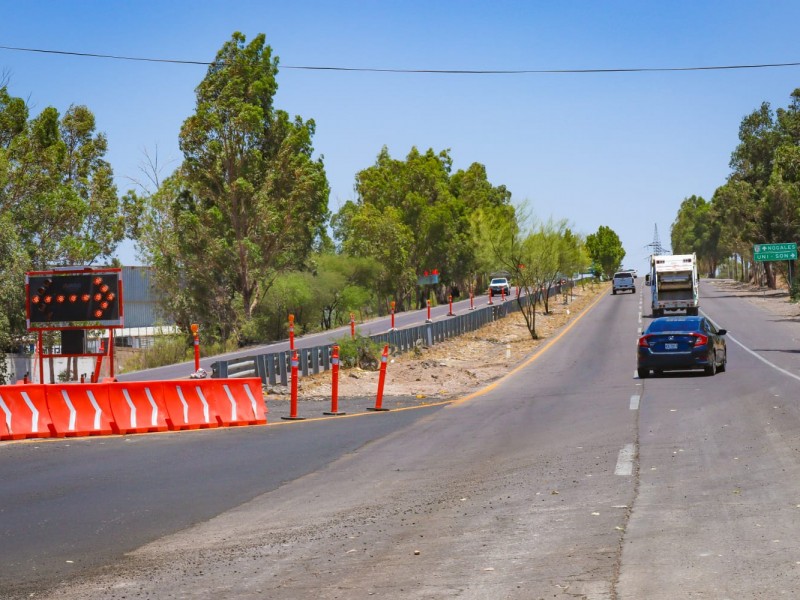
left=121, top=266, right=173, bottom=328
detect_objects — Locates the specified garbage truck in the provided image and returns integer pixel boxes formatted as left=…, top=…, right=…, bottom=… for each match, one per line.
left=649, top=253, right=699, bottom=316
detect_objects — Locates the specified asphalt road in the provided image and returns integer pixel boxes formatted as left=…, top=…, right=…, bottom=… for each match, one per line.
left=4, top=279, right=800, bottom=598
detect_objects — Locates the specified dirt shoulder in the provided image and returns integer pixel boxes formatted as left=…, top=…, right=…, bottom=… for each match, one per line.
left=706, top=278, right=799, bottom=319
left=285, top=282, right=609, bottom=408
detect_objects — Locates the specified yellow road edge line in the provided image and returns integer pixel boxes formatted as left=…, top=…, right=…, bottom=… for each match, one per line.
left=450, top=285, right=608, bottom=406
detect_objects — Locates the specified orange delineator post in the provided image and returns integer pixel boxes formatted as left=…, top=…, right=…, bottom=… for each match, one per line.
left=191, top=324, right=200, bottom=372
left=368, top=345, right=390, bottom=412
left=488, top=289, right=494, bottom=305
left=350, top=313, right=356, bottom=340
left=469, top=290, right=475, bottom=310
left=448, top=294, right=455, bottom=316
left=288, top=314, right=295, bottom=351
left=282, top=351, right=305, bottom=420
left=426, top=299, right=432, bottom=322
left=324, top=345, right=345, bottom=416
left=0, top=384, right=55, bottom=440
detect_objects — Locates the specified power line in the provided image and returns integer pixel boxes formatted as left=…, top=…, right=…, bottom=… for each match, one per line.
left=2, top=44, right=800, bottom=74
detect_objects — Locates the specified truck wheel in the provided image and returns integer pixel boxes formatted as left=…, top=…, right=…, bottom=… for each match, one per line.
left=612, top=289, right=617, bottom=295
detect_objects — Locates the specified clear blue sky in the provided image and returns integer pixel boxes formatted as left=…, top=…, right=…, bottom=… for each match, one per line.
left=2, top=1, right=799, bottom=273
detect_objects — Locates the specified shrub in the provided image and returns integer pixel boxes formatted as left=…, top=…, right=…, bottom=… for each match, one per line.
left=335, top=334, right=383, bottom=370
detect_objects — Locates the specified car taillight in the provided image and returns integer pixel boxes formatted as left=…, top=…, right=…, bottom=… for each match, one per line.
left=692, top=333, right=708, bottom=346
left=638, top=335, right=651, bottom=348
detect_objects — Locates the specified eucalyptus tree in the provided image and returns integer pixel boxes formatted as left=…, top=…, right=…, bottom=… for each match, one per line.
left=140, top=32, right=329, bottom=341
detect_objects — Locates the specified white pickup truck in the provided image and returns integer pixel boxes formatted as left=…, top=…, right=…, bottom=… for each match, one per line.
left=612, top=271, right=636, bottom=294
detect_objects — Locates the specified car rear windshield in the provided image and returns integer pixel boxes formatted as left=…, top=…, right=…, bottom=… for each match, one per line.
left=614, top=273, right=632, bottom=279
left=647, top=319, right=701, bottom=333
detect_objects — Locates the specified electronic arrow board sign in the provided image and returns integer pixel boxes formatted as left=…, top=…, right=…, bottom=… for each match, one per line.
left=26, top=268, right=123, bottom=329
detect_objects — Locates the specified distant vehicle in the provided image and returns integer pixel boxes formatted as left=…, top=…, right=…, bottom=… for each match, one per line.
left=612, top=271, right=636, bottom=295
left=488, top=277, right=510, bottom=297
left=637, top=316, right=727, bottom=378
left=649, top=253, right=699, bottom=316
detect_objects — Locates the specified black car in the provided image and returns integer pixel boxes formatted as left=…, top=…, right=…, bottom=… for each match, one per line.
left=637, top=316, right=727, bottom=378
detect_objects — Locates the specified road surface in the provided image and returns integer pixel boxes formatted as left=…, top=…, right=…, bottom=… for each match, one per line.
left=4, top=279, right=800, bottom=598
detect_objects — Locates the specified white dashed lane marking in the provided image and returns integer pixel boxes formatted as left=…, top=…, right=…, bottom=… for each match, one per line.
left=615, top=443, right=635, bottom=476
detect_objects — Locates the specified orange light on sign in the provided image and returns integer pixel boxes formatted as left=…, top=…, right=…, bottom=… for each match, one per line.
left=69, top=294, right=78, bottom=303
left=56, top=295, right=65, bottom=303
left=93, top=277, right=103, bottom=286
left=106, top=293, right=115, bottom=301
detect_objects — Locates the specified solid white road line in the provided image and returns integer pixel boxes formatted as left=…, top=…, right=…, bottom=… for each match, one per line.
left=702, top=311, right=800, bottom=384
left=615, top=443, right=635, bottom=476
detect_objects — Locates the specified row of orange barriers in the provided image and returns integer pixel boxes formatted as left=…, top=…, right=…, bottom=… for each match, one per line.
left=0, top=378, right=266, bottom=440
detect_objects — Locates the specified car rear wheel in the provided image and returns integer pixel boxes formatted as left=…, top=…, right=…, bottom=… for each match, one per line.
left=637, top=368, right=649, bottom=378
left=704, top=351, right=717, bottom=376
left=612, top=289, right=617, bottom=295
left=718, top=351, right=727, bottom=373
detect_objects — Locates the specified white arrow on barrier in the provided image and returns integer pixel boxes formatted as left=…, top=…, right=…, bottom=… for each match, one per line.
left=0, top=393, right=12, bottom=435
left=60, top=390, right=77, bottom=431
left=176, top=387, right=189, bottom=424
left=86, top=390, right=103, bottom=431
left=195, top=386, right=209, bottom=423
left=21, top=392, right=39, bottom=432
left=123, top=389, right=137, bottom=428
left=144, top=387, right=158, bottom=427
left=222, top=384, right=237, bottom=421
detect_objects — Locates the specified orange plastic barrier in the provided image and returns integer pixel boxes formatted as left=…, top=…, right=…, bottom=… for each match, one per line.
left=107, top=381, right=169, bottom=434
left=161, top=381, right=221, bottom=430
left=46, top=383, right=115, bottom=437
left=0, top=384, right=55, bottom=440
left=215, top=378, right=267, bottom=426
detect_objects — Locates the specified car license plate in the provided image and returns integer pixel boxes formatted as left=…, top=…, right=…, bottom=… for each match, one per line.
left=665, top=343, right=678, bottom=350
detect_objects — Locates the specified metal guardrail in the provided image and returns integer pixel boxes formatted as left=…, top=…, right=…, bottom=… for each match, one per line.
left=212, top=282, right=572, bottom=387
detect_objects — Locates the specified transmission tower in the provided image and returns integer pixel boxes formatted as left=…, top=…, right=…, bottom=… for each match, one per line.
left=650, top=224, right=664, bottom=255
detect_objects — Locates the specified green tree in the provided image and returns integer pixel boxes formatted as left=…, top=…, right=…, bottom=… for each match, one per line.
left=336, top=147, right=513, bottom=309
left=671, top=195, right=720, bottom=276
left=585, top=226, right=625, bottom=278
left=140, top=32, right=329, bottom=342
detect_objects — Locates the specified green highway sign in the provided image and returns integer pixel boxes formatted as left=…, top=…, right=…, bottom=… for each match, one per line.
left=753, top=242, right=798, bottom=262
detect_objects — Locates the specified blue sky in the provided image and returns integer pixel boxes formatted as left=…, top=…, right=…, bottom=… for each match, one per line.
left=2, top=1, right=799, bottom=273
